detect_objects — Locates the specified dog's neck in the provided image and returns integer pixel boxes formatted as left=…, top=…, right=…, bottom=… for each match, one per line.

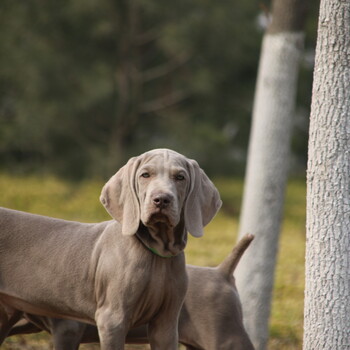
left=136, top=218, right=187, bottom=258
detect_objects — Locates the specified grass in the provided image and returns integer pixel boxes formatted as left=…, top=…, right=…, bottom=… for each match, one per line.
left=0, top=173, right=306, bottom=349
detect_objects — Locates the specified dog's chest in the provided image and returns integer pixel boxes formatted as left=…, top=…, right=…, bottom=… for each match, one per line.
left=130, top=256, right=187, bottom=327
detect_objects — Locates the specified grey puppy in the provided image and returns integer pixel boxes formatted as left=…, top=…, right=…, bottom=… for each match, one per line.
left=0, top=149, right=221, bottom=350
left=7, top=235, right=255, bottom=350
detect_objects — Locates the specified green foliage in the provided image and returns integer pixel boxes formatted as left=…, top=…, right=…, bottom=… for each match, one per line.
left=0, top=0, right=318, bottom=179
left=1, top=174, right=305, bottom=350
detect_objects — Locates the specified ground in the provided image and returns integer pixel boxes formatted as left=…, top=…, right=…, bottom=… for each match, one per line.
left=0, top=174, right=306, bottom=349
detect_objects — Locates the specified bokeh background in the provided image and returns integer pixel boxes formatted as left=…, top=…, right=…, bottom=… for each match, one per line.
left=0, top=0, right=319, bottom=180
left=0, top=0, right=320, bottom=349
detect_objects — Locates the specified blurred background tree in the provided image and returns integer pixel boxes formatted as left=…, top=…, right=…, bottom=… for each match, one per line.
left=0, top=0, right=318, bottom=180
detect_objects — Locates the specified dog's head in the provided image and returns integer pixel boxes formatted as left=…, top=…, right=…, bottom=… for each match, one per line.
left=100, top=149, right=222, bottom=256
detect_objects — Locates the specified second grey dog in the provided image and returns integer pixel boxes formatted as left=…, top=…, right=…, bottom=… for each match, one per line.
left=8, top=235, right=255, bottom=350
left=0, top=149, right=222, bottom=350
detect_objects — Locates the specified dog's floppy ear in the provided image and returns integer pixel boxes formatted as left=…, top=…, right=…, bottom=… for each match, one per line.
left=184, top=159, right=222, bottom=237
left=100, top=157, right=141, bottom=236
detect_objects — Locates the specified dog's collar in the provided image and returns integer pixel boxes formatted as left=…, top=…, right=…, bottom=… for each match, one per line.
left=135, top=232, right=175, bottom=259
left=147, top=246, right=174, bottom=258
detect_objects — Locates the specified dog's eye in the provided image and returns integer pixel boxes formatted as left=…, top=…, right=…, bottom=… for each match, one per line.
left=175, top=174, right=185, bottom=181
left=141, top=172, right=150, bottom=178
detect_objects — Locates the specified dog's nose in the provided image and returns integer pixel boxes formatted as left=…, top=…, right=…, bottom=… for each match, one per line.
left=153, top=193, right=173, bottom=209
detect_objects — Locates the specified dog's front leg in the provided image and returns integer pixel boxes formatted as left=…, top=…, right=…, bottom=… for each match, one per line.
left=148, top=310, right=180, bottom=350
left=50, top=318, right=86, bottom=350
left=95, top=308, right=128, bottom=350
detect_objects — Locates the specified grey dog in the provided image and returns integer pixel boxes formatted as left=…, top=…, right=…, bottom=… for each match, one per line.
left=0, top=149, right=221, bottom=350
left=8, top=234, right=254, bottom=350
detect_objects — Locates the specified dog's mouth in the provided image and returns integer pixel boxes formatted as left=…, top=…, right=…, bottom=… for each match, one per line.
left=146, top=212, right=172, bottom=227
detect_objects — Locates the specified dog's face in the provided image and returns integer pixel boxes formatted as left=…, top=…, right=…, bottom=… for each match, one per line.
left=100, top=149, right=222, bottom=256
left=136, top=152, right=190, bottom=231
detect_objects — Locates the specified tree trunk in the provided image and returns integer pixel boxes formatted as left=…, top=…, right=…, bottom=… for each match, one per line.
left=107, top=0, right=142, bottom=173
left=235, top=0, right=306, bottom=349
left=303, top=1, right=350, bottom=349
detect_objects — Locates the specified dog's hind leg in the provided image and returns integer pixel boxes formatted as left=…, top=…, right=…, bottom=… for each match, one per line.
left=0, top=304, right=23, bottom=344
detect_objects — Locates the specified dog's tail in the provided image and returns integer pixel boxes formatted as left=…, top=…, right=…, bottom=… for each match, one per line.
left=217, top=233, right=254, bottom=279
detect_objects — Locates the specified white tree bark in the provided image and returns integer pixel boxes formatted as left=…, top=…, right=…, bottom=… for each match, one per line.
left=235, top=31, right=304, bottom=350
left=303, top=1, right=350, bottom=349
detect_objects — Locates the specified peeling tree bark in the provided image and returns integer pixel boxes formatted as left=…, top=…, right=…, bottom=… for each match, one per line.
left=235, top=0, right=306, bottom=349
left=303, top=1, right=350, bottom=349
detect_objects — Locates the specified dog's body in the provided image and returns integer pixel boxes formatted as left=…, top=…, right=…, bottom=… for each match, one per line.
left=7, top=235, right=255, bottom=350
left=0, top=149, right=221, bottom=350
left=0, top=210, right=186, bottom=328
left=0, top=199, right=188, bottom=350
